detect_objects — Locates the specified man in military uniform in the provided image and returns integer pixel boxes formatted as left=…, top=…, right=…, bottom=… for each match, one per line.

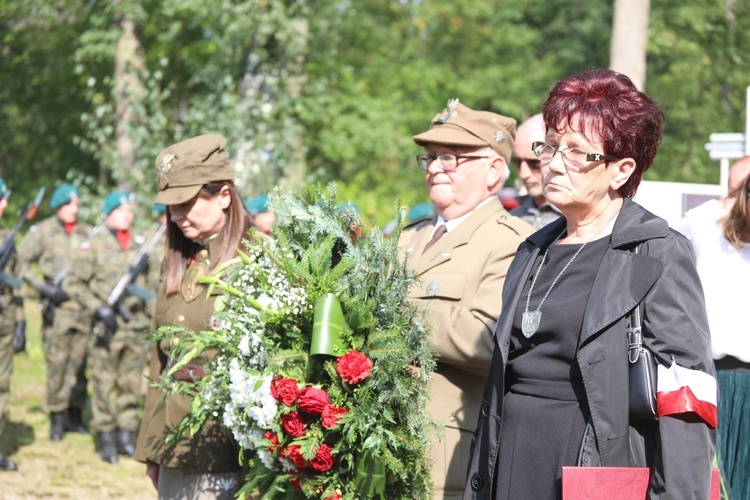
left=509, top=113, right=561, bottom=229
left=399, top=100, right=534, bottom=498
left=17, top=183, right=94, bottom=441
left=64, top=191, right=153, bottom=464
left=0, top=178, right=25, bottom=471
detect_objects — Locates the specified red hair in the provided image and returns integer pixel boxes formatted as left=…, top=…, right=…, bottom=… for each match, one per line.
left=542, top=69, right=665, bottom=198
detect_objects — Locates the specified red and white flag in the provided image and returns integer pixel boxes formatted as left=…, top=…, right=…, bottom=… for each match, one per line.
left=656, top=361, right=718, bottom=428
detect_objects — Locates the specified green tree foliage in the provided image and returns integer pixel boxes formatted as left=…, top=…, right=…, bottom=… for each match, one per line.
left=74, top=0, right=314, bottom=225
left=648, top=1, right=749, bottom=184
left=1, top=0, right=749, bottom=227
left=0, top=1, right=99, bottom=220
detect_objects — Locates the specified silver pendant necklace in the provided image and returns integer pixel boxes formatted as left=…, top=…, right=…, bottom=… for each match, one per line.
left=521, top=209, right=621, bottom=338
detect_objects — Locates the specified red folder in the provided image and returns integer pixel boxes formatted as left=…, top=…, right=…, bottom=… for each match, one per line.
left=562, top=467, right=720, bottom=500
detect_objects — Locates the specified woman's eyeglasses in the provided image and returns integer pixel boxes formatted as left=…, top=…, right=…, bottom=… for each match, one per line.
left=532, top=141, right=619, bottom=171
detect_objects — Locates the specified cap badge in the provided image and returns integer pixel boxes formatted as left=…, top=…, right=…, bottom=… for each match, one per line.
left=436, top=98, right=459, bottom=124
left=494, top=130, right=505, bottom=143
left=159, top=153, right=175, bottom=174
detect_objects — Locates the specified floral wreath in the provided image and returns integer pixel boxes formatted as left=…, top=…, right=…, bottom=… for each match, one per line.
left=155, top=184, right=437, bottom=499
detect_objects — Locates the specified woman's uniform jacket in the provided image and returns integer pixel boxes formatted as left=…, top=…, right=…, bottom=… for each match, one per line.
left=135, top=238, right=241, bottom=473
left=464, top=198, right=717, bottom=500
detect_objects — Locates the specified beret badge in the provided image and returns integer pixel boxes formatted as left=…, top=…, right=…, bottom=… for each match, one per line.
left=159, top=153, right=175, bottom=173
left=494, top=130, right=505, bottom=144
left=158, top=152, right=175, bottom=190
left=436, top=98, right=460, bottom=124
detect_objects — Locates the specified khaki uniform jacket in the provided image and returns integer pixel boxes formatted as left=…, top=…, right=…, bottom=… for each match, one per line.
left=135, top=237, right=241, bottom=473
left=63, top=228, right=152, bottom=332
left=17, top=216, right=93, bottom=311
left=398, top=197, right=534, bottom=435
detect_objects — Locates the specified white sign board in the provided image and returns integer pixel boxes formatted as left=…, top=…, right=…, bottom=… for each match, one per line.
left=633, top=180, right=723, bottom=229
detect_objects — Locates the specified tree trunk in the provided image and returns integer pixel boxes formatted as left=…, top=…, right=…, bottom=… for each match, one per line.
left=111, top=0, right=146, bottom=188
left=609, top=0, right=651, bottom=91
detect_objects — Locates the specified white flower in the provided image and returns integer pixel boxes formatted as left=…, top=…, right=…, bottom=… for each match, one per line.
left=257, top=449, right=276, bottom=470
left=279, top=456, right=297, bottom=472
left=226, top=360, right=278, bottom=431
left=256, top=292, right=279, bottom=310
left=238, top=335, right=250, bottom=356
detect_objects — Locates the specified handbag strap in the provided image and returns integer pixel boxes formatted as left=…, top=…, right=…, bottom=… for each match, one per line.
left=627, top=245, right=644, bottom=364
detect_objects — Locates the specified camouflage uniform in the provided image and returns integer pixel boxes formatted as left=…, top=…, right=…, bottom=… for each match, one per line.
left=17, top=216, right=94, bottom=414
left=64, top=229, right=152, bottom=436
left=0, top=229, right=23, bottom=437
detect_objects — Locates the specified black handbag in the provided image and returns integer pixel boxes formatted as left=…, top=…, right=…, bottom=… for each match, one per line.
left=628, top=247, right=658, bottom=420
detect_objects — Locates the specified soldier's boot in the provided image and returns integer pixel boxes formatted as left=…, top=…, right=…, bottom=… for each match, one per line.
left=49, top=412, right=65, bottom=442
left=0, top=452, right=18, bottom=471
left=98, top=432, right=119, bottom=464
left=116, top=429, right=136, bottom=457
left=66, top=407, right=88, bottom=434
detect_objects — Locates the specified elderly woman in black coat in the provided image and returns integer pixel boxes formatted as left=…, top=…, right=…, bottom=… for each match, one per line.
left=464, top=69, right=717, bottom=500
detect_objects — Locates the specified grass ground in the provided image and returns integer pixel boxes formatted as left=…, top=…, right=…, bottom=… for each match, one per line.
left=1, top=301, right=155, bottom=498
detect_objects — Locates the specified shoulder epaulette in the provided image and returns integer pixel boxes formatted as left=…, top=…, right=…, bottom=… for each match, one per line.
left=496, top=211, right=536, bottom=236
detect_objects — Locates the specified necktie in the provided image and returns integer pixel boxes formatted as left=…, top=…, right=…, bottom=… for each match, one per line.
left=422, top=224, right=447, bottom=254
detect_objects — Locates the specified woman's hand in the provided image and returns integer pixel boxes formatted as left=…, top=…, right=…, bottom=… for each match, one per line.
left=146, top=462, right=159, bottom=490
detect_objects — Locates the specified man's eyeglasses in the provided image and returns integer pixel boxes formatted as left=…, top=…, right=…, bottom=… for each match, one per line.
left=416, top=154, right=490, bottom=172
left=531, top=141, right=619, bottom=171
left=511, top=157, right=542, bottom=171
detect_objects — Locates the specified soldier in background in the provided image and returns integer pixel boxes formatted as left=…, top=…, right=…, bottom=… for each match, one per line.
left=64, top=192, right=153, bottom=464
left=244, top=194, right=276, bottom=234
left=17, top=183, right=94, bottom=441
left=510, top=113, right=561, bottom=229
left=0, top=178, right=25, bottom=471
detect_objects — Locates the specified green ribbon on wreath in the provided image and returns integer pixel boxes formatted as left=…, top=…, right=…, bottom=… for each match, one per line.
left=311, top=293, right=346, bottom=357
left=353, top=448, right=386, bottom=496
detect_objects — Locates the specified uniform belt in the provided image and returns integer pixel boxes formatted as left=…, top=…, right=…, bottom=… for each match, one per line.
left=166, top=360, right=207, bottom=382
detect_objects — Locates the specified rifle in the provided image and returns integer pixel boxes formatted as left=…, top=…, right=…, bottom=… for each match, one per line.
left=93, top=222, right=166, bottom=346
left=0, top=187, right=45, bottom=290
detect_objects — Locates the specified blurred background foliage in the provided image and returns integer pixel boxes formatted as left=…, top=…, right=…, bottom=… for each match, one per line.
left=1, top=0, right=748, bottom=228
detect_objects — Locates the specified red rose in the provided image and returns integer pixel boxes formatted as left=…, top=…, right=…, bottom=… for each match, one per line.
left=271, top=376, right=299, bottom=406
left=281, top=411, right=307, bottom=438
left=336, top=350, right=373, bottom=384
left=297, top=386, right=330, bottom=416
left=287, top=444, right=306, bottom=469
left=264, top=430, right=279, bottom=452
left=321, top=405, right=348, bottom=429
left=310, top=443, right=335, bottom=472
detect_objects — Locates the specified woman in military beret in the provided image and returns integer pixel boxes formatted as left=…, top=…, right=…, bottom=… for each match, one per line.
left=134, top=134, right=254, bottom=499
